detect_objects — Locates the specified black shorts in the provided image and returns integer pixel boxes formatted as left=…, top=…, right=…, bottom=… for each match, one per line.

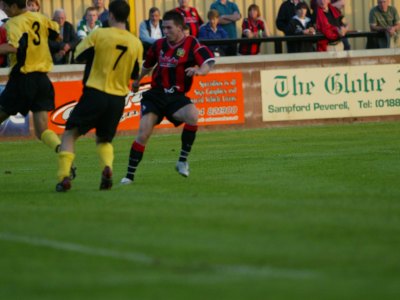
left=66, top=87, right=125, bottom=142
left=141, top=89, right=192, bottom=127
left=0, top=72, right=55, bottom=116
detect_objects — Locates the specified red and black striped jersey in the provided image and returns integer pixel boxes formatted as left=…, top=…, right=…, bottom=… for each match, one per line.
left=239, top=18, right=266, bottom=55
left=175, top=7, right=204, bottom=37
left=144, top=36, right=214, bottom=93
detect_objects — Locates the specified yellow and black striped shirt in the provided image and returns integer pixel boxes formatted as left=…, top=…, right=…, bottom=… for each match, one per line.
left=74, top=27, right=143, bottom=96
left=6, top=11, right=59, bottom=73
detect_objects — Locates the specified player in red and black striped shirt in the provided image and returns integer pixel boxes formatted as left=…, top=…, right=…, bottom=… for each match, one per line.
left=175, top=0, right=203, bottom=37
left=121, top=10, right=215, bottom=184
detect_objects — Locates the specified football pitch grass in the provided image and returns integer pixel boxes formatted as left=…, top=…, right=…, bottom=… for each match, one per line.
left=0, top=121, right=399, bottom=300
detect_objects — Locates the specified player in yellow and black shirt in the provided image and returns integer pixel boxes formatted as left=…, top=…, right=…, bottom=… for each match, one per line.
left=56, top=0, right=143, bottom=192
left=0, top=0, right=63, bottom=161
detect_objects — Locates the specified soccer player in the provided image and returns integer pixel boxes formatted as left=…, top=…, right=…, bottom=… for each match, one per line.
left=55, top=0, right=143, bottom=192
left=0, top=0, right=62, bottom=158
left=121, top=10, right=215, bottom=185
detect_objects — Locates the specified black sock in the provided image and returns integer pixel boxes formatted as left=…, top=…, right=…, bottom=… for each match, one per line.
left=179, top=124, right=197, bottom=162
left=126, top=141, right=145, bottom=180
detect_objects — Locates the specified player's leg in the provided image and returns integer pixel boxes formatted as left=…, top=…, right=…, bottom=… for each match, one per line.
left=172, top=103, right=199, bottom=177
left=96, top=93, right=125, bottom=190
left=97, top=138, right=114, bottom=190
left=121, top=112, right=159, bottom=184
left=32, top=111, right=61, bottom=152
left=56, top=128, right=79, bottom=192
left=0, top=109, right=9, bottom=125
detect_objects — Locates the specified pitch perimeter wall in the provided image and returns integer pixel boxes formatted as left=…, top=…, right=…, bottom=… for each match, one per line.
left=0, top=48, right=399, bottom=137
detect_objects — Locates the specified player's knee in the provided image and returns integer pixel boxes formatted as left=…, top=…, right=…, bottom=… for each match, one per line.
left=186, top=109, right=198, bottom=125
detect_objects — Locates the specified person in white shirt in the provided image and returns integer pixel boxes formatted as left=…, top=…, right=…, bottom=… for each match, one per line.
left=0, top=2, right=8, bottom=26
left=77, top=6, right=102, bottom=40
left=139, top=7, right=164, bottom=58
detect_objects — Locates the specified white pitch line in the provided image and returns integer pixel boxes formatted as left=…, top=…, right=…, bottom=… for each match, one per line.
left=0, top=232, right=317, bottom=280
left=0, top=232, right=154, bottom=264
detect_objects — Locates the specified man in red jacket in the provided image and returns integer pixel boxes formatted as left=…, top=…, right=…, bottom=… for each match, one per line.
left=315, top=0, right=348, bottom=51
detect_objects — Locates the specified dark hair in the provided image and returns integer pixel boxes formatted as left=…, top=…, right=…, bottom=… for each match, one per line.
left=296, top=2, right=309, bottom=11
left=2, top=0, right=26, bottom=9
left=149, top=7, right=160, bottom=16
left=163, top=10, right=184, bottom=27
left=109, top=0, right=130, bottom=23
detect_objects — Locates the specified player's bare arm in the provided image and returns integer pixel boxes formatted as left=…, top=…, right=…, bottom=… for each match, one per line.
left=0, top=43, right=17, bottom=55
left=185, top=60, right=215, bottom=77
left=132, top=66, right=153, bottom=91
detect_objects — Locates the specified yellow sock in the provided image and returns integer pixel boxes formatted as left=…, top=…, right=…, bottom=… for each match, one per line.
left=97, top=143, right=114, bottom=170
left=41, top=129, right=61, bottom=152
left=57, top=151, right=75, bottom=181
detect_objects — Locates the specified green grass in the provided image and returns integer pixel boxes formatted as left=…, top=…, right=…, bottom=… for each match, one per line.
left=1, top=122, right=400, bottom=300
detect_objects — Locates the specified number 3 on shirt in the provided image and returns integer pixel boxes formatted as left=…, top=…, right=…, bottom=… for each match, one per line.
left=113, top=45, right=128, bottom=70
left=32, top=21, right=41, bottom=46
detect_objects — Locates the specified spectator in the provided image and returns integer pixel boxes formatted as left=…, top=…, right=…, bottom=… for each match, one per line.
left=285, top=2, right=315, bottom=53
left=199, top=9, right=228, bottom=57
left=210, top=0, right=241, bottom=56
left=26, top=0, right=40, bottom=12
left=49, top=9, right=79, bottom=64
left=238, top=4, right=270, bottom=55
left=77, top=7, right=102, bottom=40
left=0, top=2, right=6, bottom=66
left=183, top=24, right=190, bottom=36
left=139, top=7, right=164, bottom=58
left=331, top=0, right=350, bottom=50
left=315, top=0, right=347, bottom=52
left=276, top=0, right=311, bottom=53
left=311, top=0, right=346, bottom=12
left=0, top=25, right=6, bottom=67
left=0, top=2, right=8, bottom=26
left=369, top=0, right=400, bottom=48
left=92, top=0, right=109, bottom=24
left=175, top=0, right=203, bottom=37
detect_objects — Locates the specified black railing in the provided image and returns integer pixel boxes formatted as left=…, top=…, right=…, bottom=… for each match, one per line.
left=200, top=31, right=383, bottom=54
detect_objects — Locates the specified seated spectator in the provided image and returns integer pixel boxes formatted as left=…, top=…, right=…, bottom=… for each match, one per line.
left=276, top=0, right=311, bottom=53
left=315, top=0, right=348, bottom=52
left=93, top=0, right=109, bottom=25
left=239, top=4, right=269, bottom=55
left=175, top=0, right=203, bottom=37
left=199, top=9, right=228, bottom=57
left=27, top=0, right=40, bottom=12
left=183, top=24, right=190, bottom=37
left=285, top=2, right=315, bottom=53
left=210, top=0, right=242, bottom=56
left=49, top=9, right=80, bottom=65
left=139, top=7, right=164, bottom=58
left=0, top=2, right=8, bottom=26
left=77, top=7, right=102, bottom=40
left=369, top=0, right=400, bottom=48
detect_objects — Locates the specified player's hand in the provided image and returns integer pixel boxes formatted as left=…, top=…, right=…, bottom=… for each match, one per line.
left=185, top=66, right=199, bottom=77
left=132, top=81, right=140, bottom=93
